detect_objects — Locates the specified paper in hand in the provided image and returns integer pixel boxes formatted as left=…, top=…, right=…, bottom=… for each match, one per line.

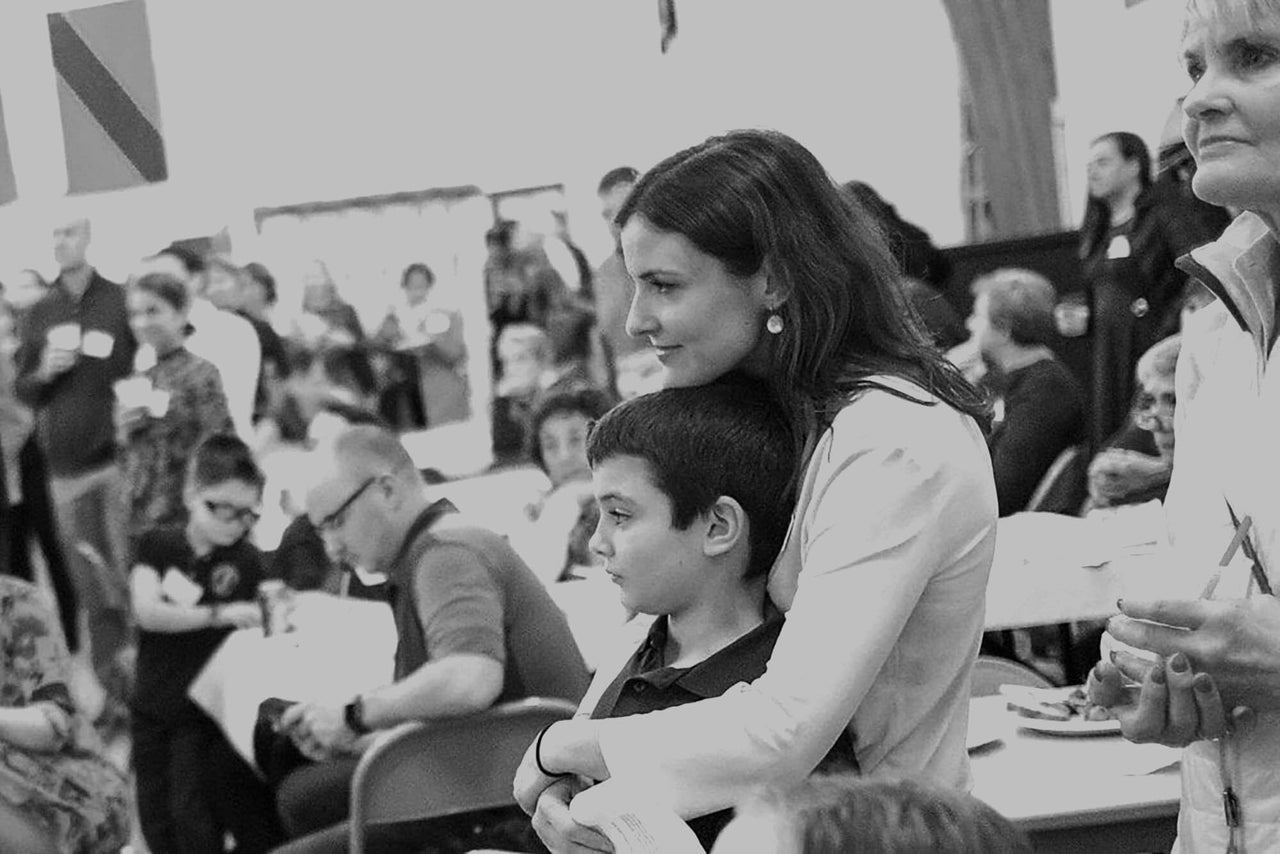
left=568, top=780, right=703, bottom=854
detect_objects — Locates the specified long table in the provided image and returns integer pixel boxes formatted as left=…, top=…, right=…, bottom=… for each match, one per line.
left=983, top=509, right=1169, bottom=632
left=969, top=696, right=1182, bottom=852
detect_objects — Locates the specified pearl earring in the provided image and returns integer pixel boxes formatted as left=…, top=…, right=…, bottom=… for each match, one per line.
left=766, top=313, right=784, bottom=334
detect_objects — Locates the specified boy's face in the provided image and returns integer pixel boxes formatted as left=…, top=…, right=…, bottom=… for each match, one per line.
left=185, top=479, right=263, bottom=548
left=590, top=455, right=709, bottom=617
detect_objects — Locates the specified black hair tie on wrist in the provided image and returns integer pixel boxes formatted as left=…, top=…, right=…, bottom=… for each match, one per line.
left=535, top=723, right=573, bottom=778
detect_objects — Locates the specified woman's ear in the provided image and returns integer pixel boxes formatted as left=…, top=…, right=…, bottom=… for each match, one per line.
left=703, top=495, right=747, bottom=558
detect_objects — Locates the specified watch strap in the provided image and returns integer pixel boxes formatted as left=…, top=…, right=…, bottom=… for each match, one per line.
left=344, top=694, right=371, bottom=735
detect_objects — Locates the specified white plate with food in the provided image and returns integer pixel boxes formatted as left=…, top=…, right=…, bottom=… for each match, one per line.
left=1002, top=685, right=1122, bottom=737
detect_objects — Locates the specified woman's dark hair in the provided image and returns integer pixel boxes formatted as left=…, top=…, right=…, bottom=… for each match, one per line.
left=244, top=262, right=277, bottom=305
left=528, top=386, right=617, bottom=473
left=616, top=129, right=990, bottom=467
left=401, top=262, right=436, bottom=289
left=1080, top=131, right=1154, bottom=260
left=132, top=272, right=191, bottom=313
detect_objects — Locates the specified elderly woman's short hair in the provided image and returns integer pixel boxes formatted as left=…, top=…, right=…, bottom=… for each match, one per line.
left=971, top=268, right=1059, bottom=346
left=1137, top=334, right=1181, bottom=385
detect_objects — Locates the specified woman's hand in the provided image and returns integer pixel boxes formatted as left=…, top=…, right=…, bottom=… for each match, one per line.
left=1107, top=597, right=1280, bottom=715
left=530, top=778, right=614, bottom=853
left=1087, top=653, right=1227, bottom=746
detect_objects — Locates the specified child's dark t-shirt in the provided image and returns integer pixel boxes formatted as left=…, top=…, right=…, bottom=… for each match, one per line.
left=132, top=526, right=265, bottom=716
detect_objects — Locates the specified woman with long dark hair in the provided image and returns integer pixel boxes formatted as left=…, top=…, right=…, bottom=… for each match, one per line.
left=1078, top=130, right=1221, bottom=453
left=514, top=129, right=997, bottom=849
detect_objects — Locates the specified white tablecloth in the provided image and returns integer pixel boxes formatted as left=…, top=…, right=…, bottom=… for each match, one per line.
left=969, top=696, right=1181, bottom=831
left=188, top=592, right=397, bottom=767
left=984, top=510, right=1170, bottom=631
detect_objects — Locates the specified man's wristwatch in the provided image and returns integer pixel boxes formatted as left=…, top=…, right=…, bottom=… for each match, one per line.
left=343, top=694, right=371, bottom=735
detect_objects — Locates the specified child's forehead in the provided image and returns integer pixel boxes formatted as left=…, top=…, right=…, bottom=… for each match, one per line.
left=592, top=454, right=665, bottom=496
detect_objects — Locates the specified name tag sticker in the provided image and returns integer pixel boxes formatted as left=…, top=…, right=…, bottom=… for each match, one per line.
left=161, top=567, right=205, bottom=607
left=81, top=330, right=115, bottom=358
left=1106, top=235, right=1132, bottom=259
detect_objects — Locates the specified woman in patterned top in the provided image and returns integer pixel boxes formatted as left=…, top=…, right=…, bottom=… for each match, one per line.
left=0, top=575, right=130, bottom=852
left=119, top=272, right=233, bottom=544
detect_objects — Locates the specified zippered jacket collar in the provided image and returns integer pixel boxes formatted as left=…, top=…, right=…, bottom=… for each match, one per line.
left=1177, top=211, right=1280, bottom=358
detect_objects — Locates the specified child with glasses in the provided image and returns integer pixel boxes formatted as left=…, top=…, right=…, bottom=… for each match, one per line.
left=130, top=433, right=285, bottom=853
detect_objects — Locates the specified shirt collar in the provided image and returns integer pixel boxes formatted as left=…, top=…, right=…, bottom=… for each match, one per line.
left=632, top=599, right=784, bottom=698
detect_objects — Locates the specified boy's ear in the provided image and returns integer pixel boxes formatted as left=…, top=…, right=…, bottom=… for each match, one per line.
left=703, top=495, right=747, bottom=558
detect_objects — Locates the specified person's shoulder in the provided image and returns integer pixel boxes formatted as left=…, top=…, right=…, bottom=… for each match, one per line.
left=136, top=525, right=190, bottom=566
left=817, top=378, right=991, bottom=481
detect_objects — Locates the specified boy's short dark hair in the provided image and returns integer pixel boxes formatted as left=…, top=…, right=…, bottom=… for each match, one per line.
left=586, top=372, right=795, bottom=579
left=188, top=433, right=265, bottom=492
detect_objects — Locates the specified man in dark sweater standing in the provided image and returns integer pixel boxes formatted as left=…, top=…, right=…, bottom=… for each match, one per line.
left=965, top=268, right=1085, bottom=516
left=15, top=215, right=137, bottom=696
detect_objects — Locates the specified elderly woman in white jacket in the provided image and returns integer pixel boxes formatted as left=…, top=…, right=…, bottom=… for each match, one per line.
left=1091, top=1, right=1280, bottom=850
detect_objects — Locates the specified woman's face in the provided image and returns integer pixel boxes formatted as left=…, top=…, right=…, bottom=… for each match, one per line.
left=621, top=215, right=771, bottom=388
left=1134, top=371, right=1177, bottom=459
left=403, top=270, right=432, bottom=306
left=1181, top=11, right=1280, bottom=216
left=128, top=288, right=187, bottom=353
left=538, top=411, right=592, bottom=487
left=1086, top=139, right=1138, bottom=203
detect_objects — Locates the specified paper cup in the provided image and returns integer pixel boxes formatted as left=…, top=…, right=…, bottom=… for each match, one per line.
left=113, top=376, right=154, bottom=409
left=46, top=322, right=82, bottom=352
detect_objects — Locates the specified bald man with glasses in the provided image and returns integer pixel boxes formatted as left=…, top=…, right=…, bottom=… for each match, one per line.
left=272, top=425, right=588, bottom=853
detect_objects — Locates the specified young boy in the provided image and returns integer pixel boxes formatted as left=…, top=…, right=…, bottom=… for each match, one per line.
left=578, top=373, right=856, bottom=850
left=130, top=432, right=282, bottom=853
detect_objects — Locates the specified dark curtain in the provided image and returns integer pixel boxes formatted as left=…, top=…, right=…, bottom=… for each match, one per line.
left=942, top=0, right=1061, bottom=238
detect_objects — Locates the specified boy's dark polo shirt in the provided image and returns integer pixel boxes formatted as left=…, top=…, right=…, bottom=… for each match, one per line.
left=133, top=526, right=265, bottom=717
left=14, top=271, right=137, bottom=477
left=590, top=603, right=858, bottom=851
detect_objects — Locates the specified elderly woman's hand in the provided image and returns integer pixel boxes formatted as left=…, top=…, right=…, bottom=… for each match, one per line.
left=1107, top=597, right=1280, bottom=715
left=1087, top=449, right=1170, bottom=505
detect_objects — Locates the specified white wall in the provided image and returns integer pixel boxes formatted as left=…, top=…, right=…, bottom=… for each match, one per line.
left=0, top=0, right=964, bottom=289
left=0, top=0, right=1199, bottom=295
left=1051, top=0, right=1191, bottom=227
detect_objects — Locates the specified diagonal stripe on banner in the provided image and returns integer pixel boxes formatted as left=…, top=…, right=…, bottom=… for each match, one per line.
left=48, top=11, right=167, bottom=183
left=0, top=92, right=16, bottom=204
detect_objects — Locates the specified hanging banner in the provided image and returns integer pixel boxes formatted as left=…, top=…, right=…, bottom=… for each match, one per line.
left=0, top=93, right=16, bottom=205
left=48, top=0, right=167, bottom=194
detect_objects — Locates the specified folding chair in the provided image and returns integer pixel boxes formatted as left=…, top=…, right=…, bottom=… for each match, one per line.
left=348, top=696, right=577, bottom=854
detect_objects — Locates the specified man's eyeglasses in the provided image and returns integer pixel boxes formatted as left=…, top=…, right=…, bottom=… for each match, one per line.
left=314, top=476, right=380, bottom=534
left=203, top=500, right=262, bottom=526
left=1132, top=390, right=1176, bottom=430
